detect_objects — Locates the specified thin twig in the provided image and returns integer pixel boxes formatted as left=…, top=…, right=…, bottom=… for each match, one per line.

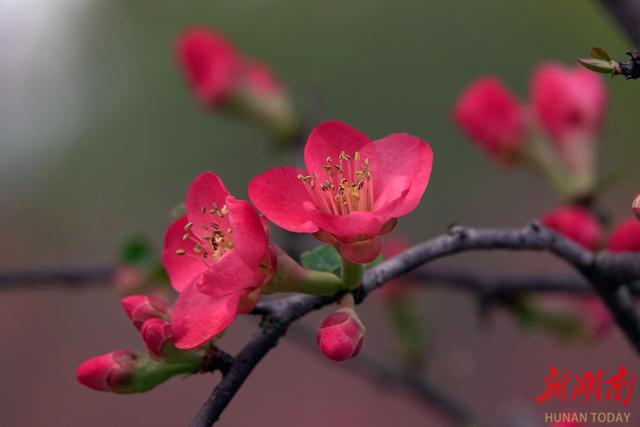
left=597, top=0, right=640, bottom=47
left=0, top=265, right=114, bottom=289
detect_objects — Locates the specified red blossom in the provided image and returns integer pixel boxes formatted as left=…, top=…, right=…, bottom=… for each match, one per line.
left=176, top=27, right=242, bottom=106
left=77, top=350, right=138, bottom=392
left=453, top=76, right=525, bottom=163
left=163, top=172, right=273, bottom=349
left=317, top=308, right=365, bottom=362
left=542, top=206, right=603, bottom=251
left=608, top=218, right=640, bottom=252
left=531, top=63, right=607, bottom=145
left=249, top=121, right=433, bottom=264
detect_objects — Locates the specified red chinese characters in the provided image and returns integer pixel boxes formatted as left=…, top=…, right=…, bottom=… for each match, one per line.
left=536, top=365, right=636, bottom=406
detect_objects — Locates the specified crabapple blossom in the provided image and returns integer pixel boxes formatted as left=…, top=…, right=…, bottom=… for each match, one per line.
left=249, top=121, right=433, bottom=264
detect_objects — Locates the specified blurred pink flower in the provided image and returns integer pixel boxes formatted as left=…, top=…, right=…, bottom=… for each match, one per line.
left=532, top=63, right=607, bottom=145
left=608, top=218, right=640, bottom=252
left=249, top=121, right=433, bottom=264
left=542, top=206, right=603, bottom=250
left=453, top=76, right=525, bottom=163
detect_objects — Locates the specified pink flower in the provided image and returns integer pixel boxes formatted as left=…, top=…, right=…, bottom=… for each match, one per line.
left=608, top=218, right=640, bottom=252
left=121, top=294, right=170, bottom=330
left=163, top=172, right=273, bottom=349
left=243, top=59, right=282, bottom=95
left=317, top=308, right=365, bottom=361
left=532, top=63, right=607, bottom=144
left=542, top=206, right=602, bottom=251
left=176, top=27, right=242, bottom=106
left=77, top=350, right=139, bottom=393
left=632, top=193, right=640, bottom=220
left=141, top=318, right=174, bottom=359
left=249, top=121, right=433, bottom=264
left=453, top=77, right=525, bottom=163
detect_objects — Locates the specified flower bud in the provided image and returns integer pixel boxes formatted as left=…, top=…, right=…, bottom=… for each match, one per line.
left=453, top=76, right=525, bottom=163
left=317, top=308, right=365, bottom=362
left=141, top=318, right=174, bottom=359
left=542, top=206, right=602, bottom=250
left=176, top=27, right=300, bottom=144
left=121, top=295, right=169, bottom=330
left=632, top=194, right=640, bottom=220
left=531, top=63, right=607, bottom=182
left=77, top=350, right=139, bottom=393
left=532, top=63, right=607, bottom=144
left=608, top=218, right=640, bottom=252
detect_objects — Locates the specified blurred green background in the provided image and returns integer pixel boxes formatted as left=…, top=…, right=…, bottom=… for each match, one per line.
left=1, top=1, right=638, bottom=426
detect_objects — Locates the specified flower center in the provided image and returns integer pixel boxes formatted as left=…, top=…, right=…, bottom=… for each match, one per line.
left=298, top=151, right=373, bottom=215
left=175, top=203, right=234, bottom=264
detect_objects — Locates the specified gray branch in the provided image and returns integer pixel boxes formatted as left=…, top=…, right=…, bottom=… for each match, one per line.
left=190, top=222, right=640, bottom=426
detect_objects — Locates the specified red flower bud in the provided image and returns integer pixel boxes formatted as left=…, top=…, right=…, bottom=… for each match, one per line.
left=317, top=308, right=365, bottom=362
left=77, top=350, right=138, bottom=393
left=532, top=63, right=607, bottom=146
left=141, top=318, right=174, bottom=358
left=608, top=218, right=640, bottom=252
left=632, top=194, right=640, bottom=220
left=121, top=295, right=170, bottom=330
left=542, top=206, right=602, bottom=251
left=453, top=76, right=525, bottom=163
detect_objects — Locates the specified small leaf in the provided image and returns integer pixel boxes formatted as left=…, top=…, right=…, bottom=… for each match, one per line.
left=590, top=47, right=611, bottom=61
left=121, top=236, right=154, bottom=264
left=577, top=57, right=615, bottom=74
left=300, top=245, right=341, bottom=274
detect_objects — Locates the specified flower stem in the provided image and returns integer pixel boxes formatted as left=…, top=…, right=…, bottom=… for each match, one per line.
left=341, top=258, right=364, bottom=290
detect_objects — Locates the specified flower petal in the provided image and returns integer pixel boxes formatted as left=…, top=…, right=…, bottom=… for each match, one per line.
left=366, top=133, right=433, bottom=218
left=303, top=202, right=382, bottom=242
left=304, top=121, right=371, bottom=176
left=340, top=237, right=383, bottom=264
left=197, top=249, right=264, bottom=297
left=225, top=196, right=268, bottom=266
left=171, top=282, right=243, bottom=350
left=186, top=172, right=232, bottom=230
left=162, top=216, right=206, bottom=292
left=249, top=166, right=318, bottom=233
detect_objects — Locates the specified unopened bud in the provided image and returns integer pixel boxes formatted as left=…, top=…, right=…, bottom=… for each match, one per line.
left=141, top=318, right=174, bottom=359
left=632, top=194, right=640, bottom=220
left=121, top=295, right=169, bottom=330
left=317, top=307, right=365, bottom=362
left=77, top=350, right=139, bottom=393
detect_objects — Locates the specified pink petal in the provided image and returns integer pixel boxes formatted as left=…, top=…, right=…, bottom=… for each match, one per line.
left=225, top=196, right=268, bottom=266
left=304, top=121, right=371, bottom=176
left=303, top=203, right=382, bottom=242
left=366, top=133, right=433, bottom=218
left=171, top=282, right=242, bottom=350
left=248, top=166, right=319, bottom=233
left=197, top=250, right=264, bottom=298
left=340, top=237, right=383, bottom=264
left=162, top=216, right=207, bottom=292
left=186, top=172, right=232, bottom=230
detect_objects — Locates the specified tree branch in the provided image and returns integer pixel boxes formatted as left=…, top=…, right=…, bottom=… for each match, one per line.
left=0, top=265, right=114, bottom=289
left=597, top=0, right=640, bottom=47
left=191, top=222, right=640, bottom=426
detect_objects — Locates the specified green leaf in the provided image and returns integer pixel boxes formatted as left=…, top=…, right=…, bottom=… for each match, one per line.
left=300, top=245, right=341, bottom=274
left=577, top=57, right=615, bottom=74
left=121, top=236, right=154, bottom=264
left=590, top=47, right=611, bottom=61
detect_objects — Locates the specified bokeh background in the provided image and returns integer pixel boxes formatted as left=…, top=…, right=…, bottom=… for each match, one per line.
left=1, top=1, right=639, bottom=426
